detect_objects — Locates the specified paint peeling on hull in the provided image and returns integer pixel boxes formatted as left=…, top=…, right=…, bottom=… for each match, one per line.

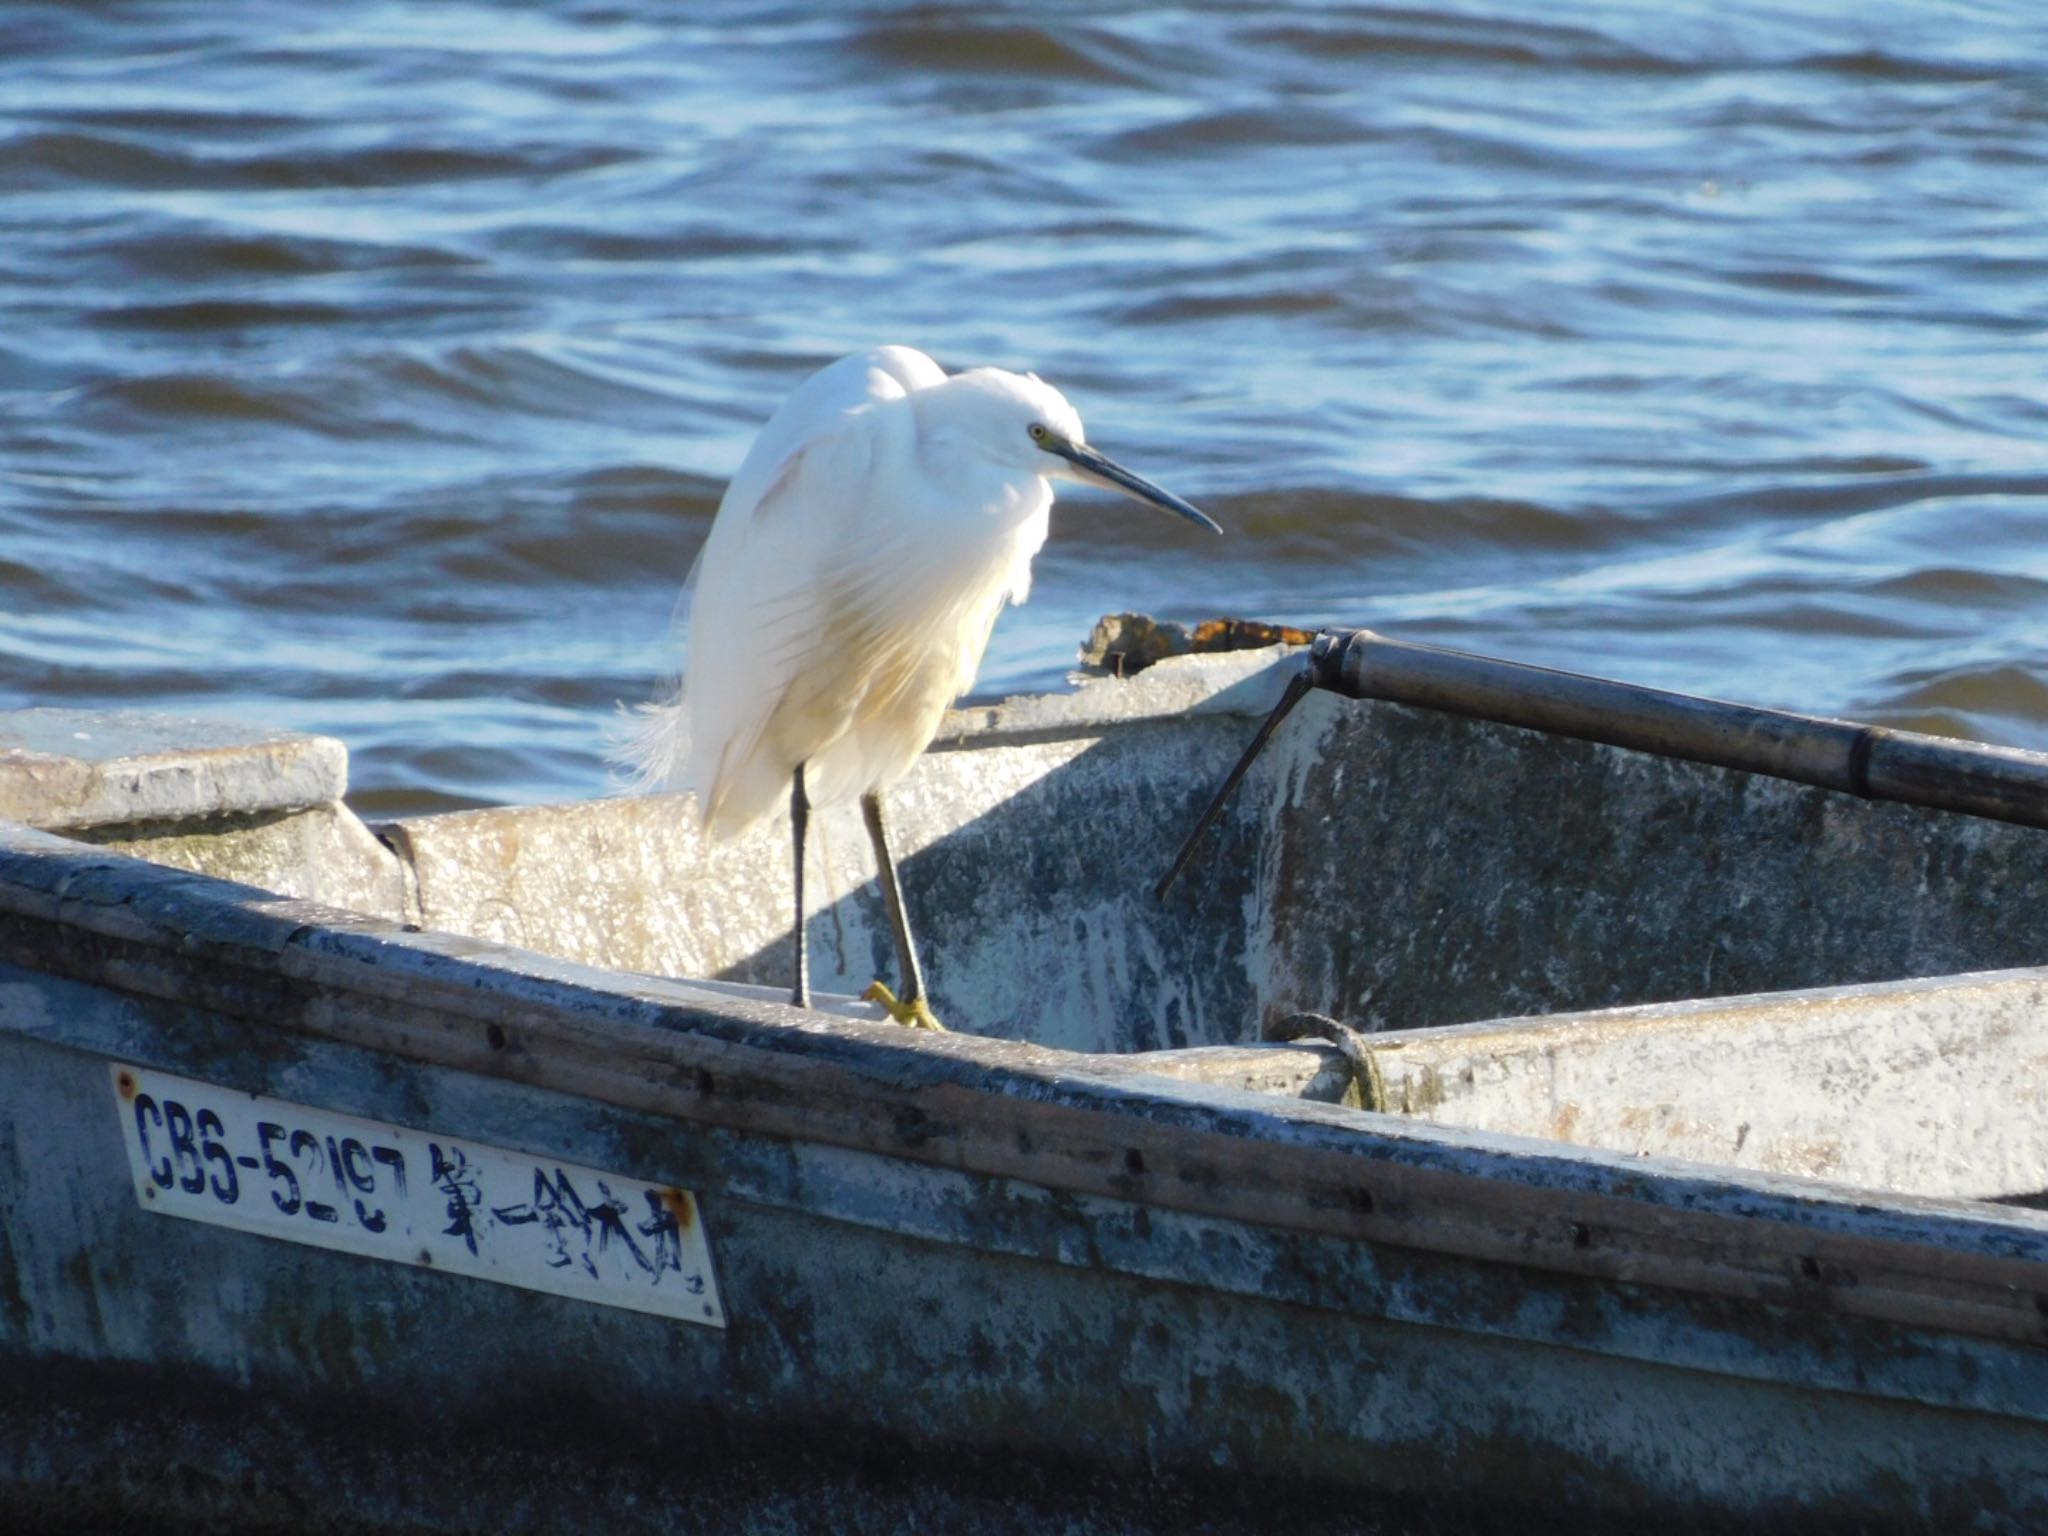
left=8, top=647, right=2048, bottom=1531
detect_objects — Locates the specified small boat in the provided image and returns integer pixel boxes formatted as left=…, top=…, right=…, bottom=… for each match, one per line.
left=6, top=625, right=2048, bottom=1532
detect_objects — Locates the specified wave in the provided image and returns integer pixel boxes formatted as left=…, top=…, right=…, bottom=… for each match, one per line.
left=8, top=0, right=2048, bottom=810
left=93, top=298, right=359, bottom=332
left=850, top=17, right=1143, bottom=85
left=64, top=225, right=473, bottom=281
left=0, top=128, right=636, bottom=192
left=1243, top=14, right=1685, bottom=74
left=490, top=224, right=803, bottom=262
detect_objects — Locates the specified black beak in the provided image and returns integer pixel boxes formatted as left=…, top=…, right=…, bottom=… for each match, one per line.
left=1051, top=440, right=1222, bottom=534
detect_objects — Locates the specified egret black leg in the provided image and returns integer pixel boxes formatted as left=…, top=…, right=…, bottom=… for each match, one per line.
left=861, top=791, right=923, bottom=1003
left=790, top=765, right=810, bottom=1009
left=860, top=791, right=943, bottom=1030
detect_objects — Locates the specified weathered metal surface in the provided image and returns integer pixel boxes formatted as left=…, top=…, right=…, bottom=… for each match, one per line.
left=86, top=801, right=412, bottom=923
left=1318, top=625, right=2048, bottom=831
left=0, top=707, right=346, bottom=831
left=1118, top=1042, right=1356, bottom=1102
left=1364, top=968, right=2048, bottom=1198
left=1249, top=684, right=2048, bottom=1036
left=7, top=848, right=2048, bottom=1530
left=13, top=663, right=2048, bottom=1529
left=21, top=646, right=2048, bottom=1062
left=384, top=659, right=1279, bottom=1052
left=6, top=820, right=2048, bottom=1336
left=362, top=646, right=2048, bottom=1058
left=667, top=977, right=1358, bottom=1099
left=1, top=889, right=2046, bottom=1531
left=0, top=705, right=409, bottom=919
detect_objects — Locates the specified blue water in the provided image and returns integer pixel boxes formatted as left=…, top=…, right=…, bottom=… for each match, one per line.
left=4, top=1, right=2046, bottom=812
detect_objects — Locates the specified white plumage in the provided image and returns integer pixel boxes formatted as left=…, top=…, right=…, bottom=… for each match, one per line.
left=628, top=347, right=1066, bottom=834
left=620, top=344, right=1216, bottom=1021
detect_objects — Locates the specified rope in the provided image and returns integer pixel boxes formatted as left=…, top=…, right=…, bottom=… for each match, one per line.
left=1266, top=1012, right=1387, bottom=1113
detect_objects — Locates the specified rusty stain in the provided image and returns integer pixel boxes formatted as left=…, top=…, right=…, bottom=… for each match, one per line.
left=1188, top=617, right=1317, bottom=652
left=1078, top=612, right=1313, bottom=676
left=660, top=1188, right=697, bottom=1233
left=116, top=1069, right=136, bottom=1100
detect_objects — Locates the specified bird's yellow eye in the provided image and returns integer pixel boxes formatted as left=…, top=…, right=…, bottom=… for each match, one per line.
left=1028, top=423, right=1049, bottom=444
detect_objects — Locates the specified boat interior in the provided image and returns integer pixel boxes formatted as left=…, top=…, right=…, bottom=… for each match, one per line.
left=28, top=641, right=2048, bottom=1209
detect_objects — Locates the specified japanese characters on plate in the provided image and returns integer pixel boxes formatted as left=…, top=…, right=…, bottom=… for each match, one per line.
left=111, top=1063, right=725, bottom=1326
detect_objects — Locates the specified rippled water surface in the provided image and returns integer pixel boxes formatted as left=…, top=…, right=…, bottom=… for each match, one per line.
left=5, top=1, right=2046, bottom=813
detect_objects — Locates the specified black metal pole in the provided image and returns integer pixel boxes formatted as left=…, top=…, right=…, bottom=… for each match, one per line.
left=1159, top=626, right=2048, bottom=897
left=1314, top=628, right=2048, bottom=833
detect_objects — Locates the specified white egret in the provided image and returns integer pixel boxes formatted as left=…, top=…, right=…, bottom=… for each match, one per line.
left=624, top=345, right=1219, bottom=1029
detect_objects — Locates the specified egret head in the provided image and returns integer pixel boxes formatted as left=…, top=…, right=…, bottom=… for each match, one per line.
left=954, top=368, right=1222, bottom=535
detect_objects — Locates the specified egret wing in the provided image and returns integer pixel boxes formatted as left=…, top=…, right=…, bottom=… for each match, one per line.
left=619, top=349, right=948, bottom=836
left=719, top=346, right=943, bottom=530
left=791, top=469, right=1053, bottom=812
left=679, top=417, right=889, bottom=833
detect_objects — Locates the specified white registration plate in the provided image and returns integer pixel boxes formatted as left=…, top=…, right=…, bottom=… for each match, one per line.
left=110, top=1063, right=725, bottom=1327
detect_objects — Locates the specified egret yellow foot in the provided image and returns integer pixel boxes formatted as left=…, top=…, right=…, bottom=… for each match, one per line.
left=862, top=981, right=946, bottom=1031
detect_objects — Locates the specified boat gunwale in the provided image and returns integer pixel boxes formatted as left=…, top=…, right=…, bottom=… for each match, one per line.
left=1319, top=626, right=2048, bottom=834
left=5, top=818, right=2048, bottom=1354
